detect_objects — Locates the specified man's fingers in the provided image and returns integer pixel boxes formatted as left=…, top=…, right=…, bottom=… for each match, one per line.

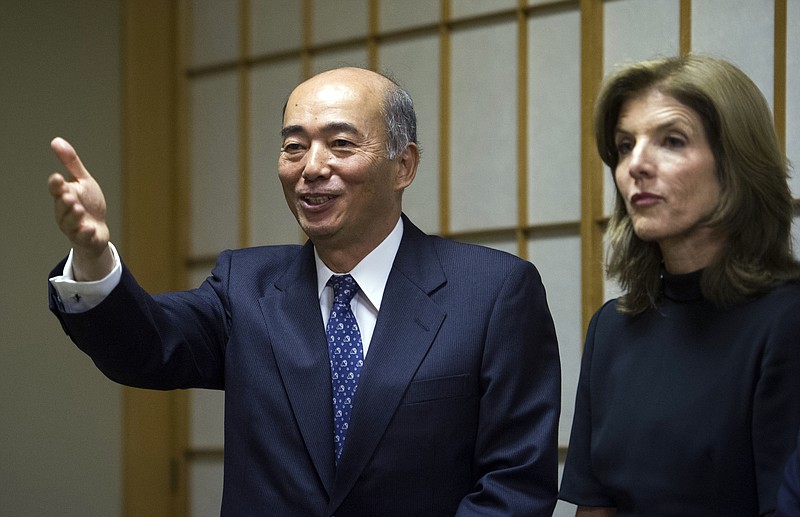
left=47, top=172, right=65, bottom=197
left=50, top=137, right=91, bottom=181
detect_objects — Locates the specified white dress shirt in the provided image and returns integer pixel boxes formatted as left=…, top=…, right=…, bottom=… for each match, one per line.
left=315, top=217, right=402, bottom=357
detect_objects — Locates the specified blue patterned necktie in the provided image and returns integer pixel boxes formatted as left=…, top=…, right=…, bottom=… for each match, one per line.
left=326, top=274, right=364, bottom=464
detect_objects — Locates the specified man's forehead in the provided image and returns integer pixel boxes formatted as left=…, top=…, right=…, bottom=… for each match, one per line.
left=287, top=68, right=388, bottom=108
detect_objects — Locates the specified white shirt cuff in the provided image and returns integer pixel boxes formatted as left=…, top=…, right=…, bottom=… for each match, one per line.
left=49, top=242, right=122, bottom=313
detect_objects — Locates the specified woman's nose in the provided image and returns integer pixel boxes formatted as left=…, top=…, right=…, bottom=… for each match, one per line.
left=627, top=142, right=654, bottom=180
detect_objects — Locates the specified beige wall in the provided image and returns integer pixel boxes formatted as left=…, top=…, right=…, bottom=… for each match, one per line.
left=0, top=1, right=123, bottom=515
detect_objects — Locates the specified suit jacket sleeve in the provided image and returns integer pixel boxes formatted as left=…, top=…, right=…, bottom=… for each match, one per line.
left=455, top=258, right=561, bottom=516
left=48, top=253, right=229, bottom=390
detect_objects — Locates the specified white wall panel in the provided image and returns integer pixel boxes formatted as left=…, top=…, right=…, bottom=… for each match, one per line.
left=312, top=0, right=369, bottom=45
left=189, top=459, right=224, bottom=517
left=554, top=472, right=578, bottom=516
left=794, top=213, right=800, bottom=260
left=190, top=73, right=241, bottom=256
left=249, top=60, right=305, bottom=246
left=380, top=34, right=442, bottom=233
left=190, top=389, right=225, bottom=448
left=554, top=454, right=578, bottom=515
left=380, top=0, right=440, bottom=32
left=788, top=0, right=800, bottom=197
left=250, top=0, right=302, bottom=55
left=190, top=266, right=212, bottom=290
left=604, top=0, right=680, bottom=73
left=450, top=21, right=518, bottom=232
left=190, top=0, right=239, bottom=67
left=692, top=0, right=775, bottom=108
left=602, top=230, right=625, bottom=302
left=528, top=8, right=581, bottom=224
left=602, top=0, right=680, bottom=218
left=311, top=47, right=370, bottom=75
left=451, top=0, right=516, bottom=19
left=528, top=234, right=581, bottom=447
left=458, top=236, right=518, bottom=255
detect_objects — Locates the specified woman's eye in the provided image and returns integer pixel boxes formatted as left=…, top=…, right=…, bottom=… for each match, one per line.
left=665, top=135, right=686, bottom=148
left=616, top=140, right=633, bottom=155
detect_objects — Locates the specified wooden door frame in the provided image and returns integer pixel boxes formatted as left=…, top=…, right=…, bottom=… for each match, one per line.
left=121, top=1, right=188, bottom=515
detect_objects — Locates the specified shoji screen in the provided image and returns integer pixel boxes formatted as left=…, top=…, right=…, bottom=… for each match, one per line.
left=173, top=1, right=797, bottom=515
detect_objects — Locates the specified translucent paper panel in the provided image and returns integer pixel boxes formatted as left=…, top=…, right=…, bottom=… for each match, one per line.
left=788, top=0, right=800, bottom=197
left=190, top=265, right=212, bottom=290
left=190, top=389, right=225, bottom=448
left=794, top=214, right=800, bottom=260
left=189, top=0, right=239, bottom=67
left=553, top=485, right=578, bottom=516
left=528, top=8, right=581, bottom=224
left=450, top=0, right=517, bottom=19
left=528, top=233, right=581, bottom=446
left=250, top=0, right=302, bottom=55
left=249, top=60, right=305, bottom=246
left=602, top=0, right=680, bottom=217
left=379, top=34, right=441, bottom=233
left=602, top=230, right=625, bottom=302
left=450, top=22, right=517, bottom=232
left=603, top=0, right=680, bottom=73
left=379, top=0, right=440, bottom=32
left=190, top=73, right=241, bottom=256
left=692, top=0, right=775, bottom=108
left=311, top=47, right=370, bottom=75
left=189, top=458, right=224, bottom=517
left=312, top=0, right=369, bottom=45
left=457, top=236, right=517, bottom=256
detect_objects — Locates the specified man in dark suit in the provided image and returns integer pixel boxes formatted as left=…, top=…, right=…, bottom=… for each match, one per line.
left=47, top=67, right=561, bottom=516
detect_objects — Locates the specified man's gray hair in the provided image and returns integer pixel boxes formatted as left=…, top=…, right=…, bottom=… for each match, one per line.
left=382, top=81, right=418, bottom=160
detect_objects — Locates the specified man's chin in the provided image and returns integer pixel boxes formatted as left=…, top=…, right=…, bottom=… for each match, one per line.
left=300, top=223, right=337, bottom=243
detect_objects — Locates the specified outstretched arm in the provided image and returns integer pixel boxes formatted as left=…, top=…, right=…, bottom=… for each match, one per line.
left=48, top=137, right=114, bottom=281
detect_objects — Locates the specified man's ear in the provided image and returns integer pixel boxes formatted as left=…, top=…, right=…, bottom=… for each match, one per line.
left=394, top=142, right=419, bottom=191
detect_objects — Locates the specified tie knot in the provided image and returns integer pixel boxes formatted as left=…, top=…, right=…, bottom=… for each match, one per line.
left=328, top=274, right=359, bottom=305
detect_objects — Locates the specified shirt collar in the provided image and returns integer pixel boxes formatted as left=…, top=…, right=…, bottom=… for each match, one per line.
left=315, top=217, right=404, bottom=311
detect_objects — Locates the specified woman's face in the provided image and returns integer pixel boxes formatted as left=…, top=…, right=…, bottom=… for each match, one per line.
left=613, top=88, right=722, bottom=269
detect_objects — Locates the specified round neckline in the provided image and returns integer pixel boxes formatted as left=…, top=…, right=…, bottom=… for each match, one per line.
left=661, top=268, right=704, bottom=302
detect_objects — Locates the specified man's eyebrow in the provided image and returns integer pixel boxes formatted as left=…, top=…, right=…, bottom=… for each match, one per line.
left=280, top=121, right=362, bottom=139
left=281, top=125, right=303, bottom=139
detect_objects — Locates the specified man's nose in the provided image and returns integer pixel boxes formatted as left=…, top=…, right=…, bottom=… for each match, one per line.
left=303, top=143, right=332, bottom=180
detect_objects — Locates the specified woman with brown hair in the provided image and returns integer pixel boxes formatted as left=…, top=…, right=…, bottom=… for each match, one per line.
left=559, top=54, right=800, bottom=516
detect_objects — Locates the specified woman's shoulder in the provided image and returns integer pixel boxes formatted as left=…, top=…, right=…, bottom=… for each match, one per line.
left=751, top=279, right=800, bottom=311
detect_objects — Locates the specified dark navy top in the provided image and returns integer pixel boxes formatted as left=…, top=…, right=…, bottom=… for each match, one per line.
left=777, top=429, right=800, bottom=516
left=560, top=270, right=800, bottom=516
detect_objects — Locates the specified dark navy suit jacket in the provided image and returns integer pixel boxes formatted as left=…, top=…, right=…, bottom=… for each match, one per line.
left=49, top=216, right=561, bottom=516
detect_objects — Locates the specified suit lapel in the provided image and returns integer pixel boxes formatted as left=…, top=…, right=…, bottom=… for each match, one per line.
left=328, top=218, right=447, bottom=510
left=259, top=242, right=336, bottom=496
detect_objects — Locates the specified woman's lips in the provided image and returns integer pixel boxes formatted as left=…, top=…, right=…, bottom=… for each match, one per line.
left=631, top=192, right=662, bottom=206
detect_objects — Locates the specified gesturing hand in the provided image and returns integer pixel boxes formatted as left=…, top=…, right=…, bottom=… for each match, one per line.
left=48, top=137, right=114, bottom=281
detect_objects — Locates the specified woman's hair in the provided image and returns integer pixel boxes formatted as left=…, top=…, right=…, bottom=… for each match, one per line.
left=596, top=54, right=799, bottom=314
